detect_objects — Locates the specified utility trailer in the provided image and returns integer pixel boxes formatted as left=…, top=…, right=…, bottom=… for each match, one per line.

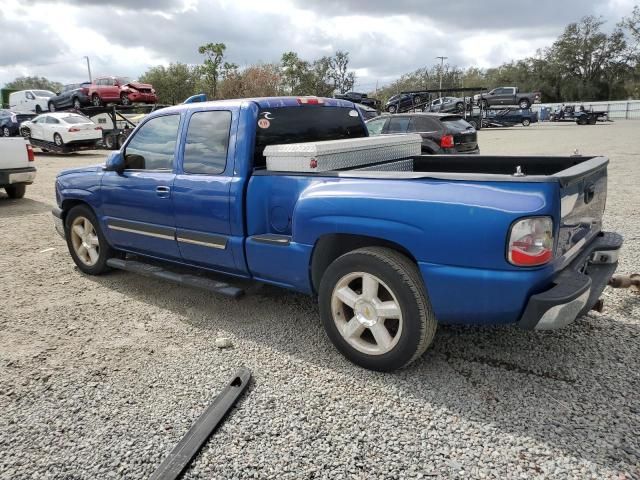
left=550, top=105, right=608, bottom=125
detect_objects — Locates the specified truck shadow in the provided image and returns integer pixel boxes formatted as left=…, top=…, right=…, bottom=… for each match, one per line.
left=0, top=195, right=51, bottom=218
left=88, top=271, right=639, bottom=473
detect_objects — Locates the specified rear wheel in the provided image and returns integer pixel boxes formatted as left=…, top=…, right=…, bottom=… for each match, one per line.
left=73, top=97, right=82, bottom=109
left=65, top=205, right=116, bottom=275
left=5, top=184, right=26, bottom=199
left=522, top=118, right=531, bottom=126
left=319, top=247, right=437, bottom=371
left=519, top=99, right=530, bottom=109
left=92, top=94, right=102, bottom=107
left=455, top=102, right=464, bottom=113
left=387, top=105, right=397, bottom=114
left=48, top=102, right=55, bottom=112
left=104, top=135, right=116, bottom=149
left=35, top=105, right=42, bottom=114
left=54, top=133, right=64, bottom=146
left=2, top=126, right=10, bottom=137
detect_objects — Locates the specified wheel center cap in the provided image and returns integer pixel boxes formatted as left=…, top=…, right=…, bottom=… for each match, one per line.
left=354, top=299, right=377, bottom=327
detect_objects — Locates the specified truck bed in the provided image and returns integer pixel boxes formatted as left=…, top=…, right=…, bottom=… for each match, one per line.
left=257, top=154, right=607, bottom=186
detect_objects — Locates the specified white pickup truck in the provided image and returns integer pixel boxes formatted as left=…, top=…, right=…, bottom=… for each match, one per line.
left=0, top=138, right=36, bottom=199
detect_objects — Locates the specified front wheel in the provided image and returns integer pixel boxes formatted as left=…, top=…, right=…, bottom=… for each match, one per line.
left=92, top=94, right=102, bottom=107
left=319, top=247, right=437, bottom=371
left=120, top=93, right=131, bottom=106
left=522, top=118, right=531, bottom=126
left=65, top=205, right=116, bottom=275
left=48, top=102, right=55, bottom=112
left=73, top=97, right=82, bottom=109
left=54, top=133, right=64, bottom=146
left=519, top=99, right=530, bottom=109
left=35, top=105, right=42, bottom=114
left=2, top=126, right=10, bottom=137
left=387, top=105, right=397, bottom=114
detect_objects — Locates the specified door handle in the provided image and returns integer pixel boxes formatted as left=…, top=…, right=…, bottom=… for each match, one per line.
left=156, top=186, right=170, bottom=197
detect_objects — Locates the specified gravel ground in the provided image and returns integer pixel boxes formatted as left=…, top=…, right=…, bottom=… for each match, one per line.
left=1, top=121, right=639, bottom=479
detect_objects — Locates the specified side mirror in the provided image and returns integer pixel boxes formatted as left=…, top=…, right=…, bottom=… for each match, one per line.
left=104, top=151, right=125, bottom=173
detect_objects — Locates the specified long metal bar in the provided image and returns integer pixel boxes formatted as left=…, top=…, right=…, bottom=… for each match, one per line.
left=149, top=368, right=252, bottom=480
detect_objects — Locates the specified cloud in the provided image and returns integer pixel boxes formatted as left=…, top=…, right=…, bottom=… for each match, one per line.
left=0, top=12, right=69, bottom=66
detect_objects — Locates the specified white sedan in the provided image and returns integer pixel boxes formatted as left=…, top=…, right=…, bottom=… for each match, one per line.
left=20, top=112, right=102, bottom=148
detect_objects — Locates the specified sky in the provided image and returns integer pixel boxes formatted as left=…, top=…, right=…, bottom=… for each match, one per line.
left=1, top=0, right=637, bottom=92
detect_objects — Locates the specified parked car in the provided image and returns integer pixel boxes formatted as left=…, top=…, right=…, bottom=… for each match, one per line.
left=51, top=96, right=621, bottom=372
left=335, top=91, right=380, bottom=109
left=9, top=90, right=55, bottom=114
left=87, top=76, right=157, bottom=107
left=550, top=105, right=606, bottom=125
left=48, top=83, right=91, bottom=111
left=474, top=87, right=541, bottom=109
left=384, top=93, right=427, bottom=113
left=366, top=113, right=479, bottom=154
left=0, top=109, right=20, bottom=137
left=20, top=113, right=102, bottom=148
left=428, top=96, right=466, bottom=113
left=487, top=108, right=539, bottom=126
left=0, top=137, right=35, bottom=199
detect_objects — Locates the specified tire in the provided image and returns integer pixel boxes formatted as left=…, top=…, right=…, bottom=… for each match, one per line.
left=35, top=105, right=42, bottom=114
left=92, top=94, right=102, bottom=107
left=54, top=133, right=64, bottom=146
left=5, top=184, right=26, bottom=199
left=2, top=126, right=10, bottom=137
left=48, top=102, right=55, bottom=112
left=577, top=116, right=587, bottom=125
left=20, top=128, right=30, bottom=139
left=387, top=105, right=397, bottom=114
left=588, top=116, right=597, bottom=125
left=414, top=95, right=423, bottom=105
left=468, top=120, right=478, bottom=129
left=519, top=99, right=530, bottom=109
left=318, top=247, right=437, bottom=372
left=73, top=97, right=82, bottom=110
left=64, top=205, right=116, bottom=275
left=522, top=118, right=531, bottom=126
left=117, top=134, right=127, bottom=149
left=455, top=102, right=464, bottom=113
left=104, top=135, right=115, bottom=149
left=120, top=93, right=131, bottom=106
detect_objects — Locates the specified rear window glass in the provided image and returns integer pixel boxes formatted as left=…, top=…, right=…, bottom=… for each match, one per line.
left=62, top=115, right=90, bottom=124
left=441, top=116, right=473, bottom=131
left=254, top=106, right=366, bottom=168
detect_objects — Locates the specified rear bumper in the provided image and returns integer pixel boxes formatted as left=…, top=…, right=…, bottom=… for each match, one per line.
left=0, top=166, right=36, bottom=186
left=518, top=231, right=623, bottom=330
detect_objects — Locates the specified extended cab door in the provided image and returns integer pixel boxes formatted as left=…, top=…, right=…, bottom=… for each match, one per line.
left=100, top=113, right=182, bottom=259
left=172, top=108, right=239, bottom=273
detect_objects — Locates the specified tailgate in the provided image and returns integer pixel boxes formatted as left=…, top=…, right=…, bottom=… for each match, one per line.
left=555, top=157, right=607, bottom=259
left=0, top=138, right=30, bottom=169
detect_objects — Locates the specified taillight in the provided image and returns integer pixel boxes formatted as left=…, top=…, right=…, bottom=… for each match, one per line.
left=26, top=144, right=35, bottom=162
left=297, top=96, right=324, bottom=105
left=440, top=134, right=454, bottom=148
left=507, top=217, right=553, bottom=267
left=69, top=127, right=80, bottom=132
left=95, top=126, right=102, bottom=130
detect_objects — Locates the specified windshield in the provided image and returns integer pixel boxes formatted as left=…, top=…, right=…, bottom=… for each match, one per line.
left=254, top=106, right=366, bottom=168
left=33, top=90, right=54, bottom=97
left=62, top=115, right=91, bottom=124
left=117, top=77, right=132, bottom=85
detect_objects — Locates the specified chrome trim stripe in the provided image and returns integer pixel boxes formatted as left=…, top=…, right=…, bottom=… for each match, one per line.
left=176, top=236, right=226, bottom=249
left=108, top=224, right=175, bottom=241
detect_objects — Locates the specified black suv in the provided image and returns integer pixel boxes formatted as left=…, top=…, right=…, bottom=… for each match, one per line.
left=48, top=83, right=91, bottom=111
left=334, top=91, right=381, bottom=109
left=366, top=113, right=479, bottom=154
left=384, top=93, right=428, bottom=113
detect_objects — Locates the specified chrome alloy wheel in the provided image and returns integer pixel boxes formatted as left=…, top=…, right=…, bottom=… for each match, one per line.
left=70, top=216, right=100, bottom=266
left=331, top=272, right=403, bottom=355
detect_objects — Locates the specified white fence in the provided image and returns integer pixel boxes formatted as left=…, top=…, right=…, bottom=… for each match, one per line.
left=532, top=100, right=640, bottom=120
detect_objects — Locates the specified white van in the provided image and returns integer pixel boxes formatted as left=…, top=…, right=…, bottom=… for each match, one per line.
left=9, top=90, right=55, bottom=114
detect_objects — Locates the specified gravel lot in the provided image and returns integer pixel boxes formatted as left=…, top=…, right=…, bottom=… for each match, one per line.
left=1, top=121, right=639, bottom=479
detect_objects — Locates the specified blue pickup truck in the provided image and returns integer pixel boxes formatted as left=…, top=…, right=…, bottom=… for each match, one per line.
left=52, top=96, right=622, bottom=371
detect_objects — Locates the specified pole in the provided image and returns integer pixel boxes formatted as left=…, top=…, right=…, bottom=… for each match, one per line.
left=435, top=56, right=448, bottom=98
left=84, top=56, right=92, bottom=83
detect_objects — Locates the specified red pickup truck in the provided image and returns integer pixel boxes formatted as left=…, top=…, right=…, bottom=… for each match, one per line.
left=87, top=76, right=157, bottom=106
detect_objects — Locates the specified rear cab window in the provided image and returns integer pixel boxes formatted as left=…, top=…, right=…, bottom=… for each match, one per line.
left=253, top=106, right=366, bottom=168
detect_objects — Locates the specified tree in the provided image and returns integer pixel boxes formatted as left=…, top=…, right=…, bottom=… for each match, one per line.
left=198, top=42, right=230, bottom=99
left=4, top=76, right=63, bottom=93
left=330, top=51, right=355, bottom=93
left=139, top=63, right=199, bottom=105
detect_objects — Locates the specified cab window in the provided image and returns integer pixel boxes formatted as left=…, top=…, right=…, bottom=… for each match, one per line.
left=124, top=115, right=180, bottom=171
left=183, top=110, right=231, bottom=174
